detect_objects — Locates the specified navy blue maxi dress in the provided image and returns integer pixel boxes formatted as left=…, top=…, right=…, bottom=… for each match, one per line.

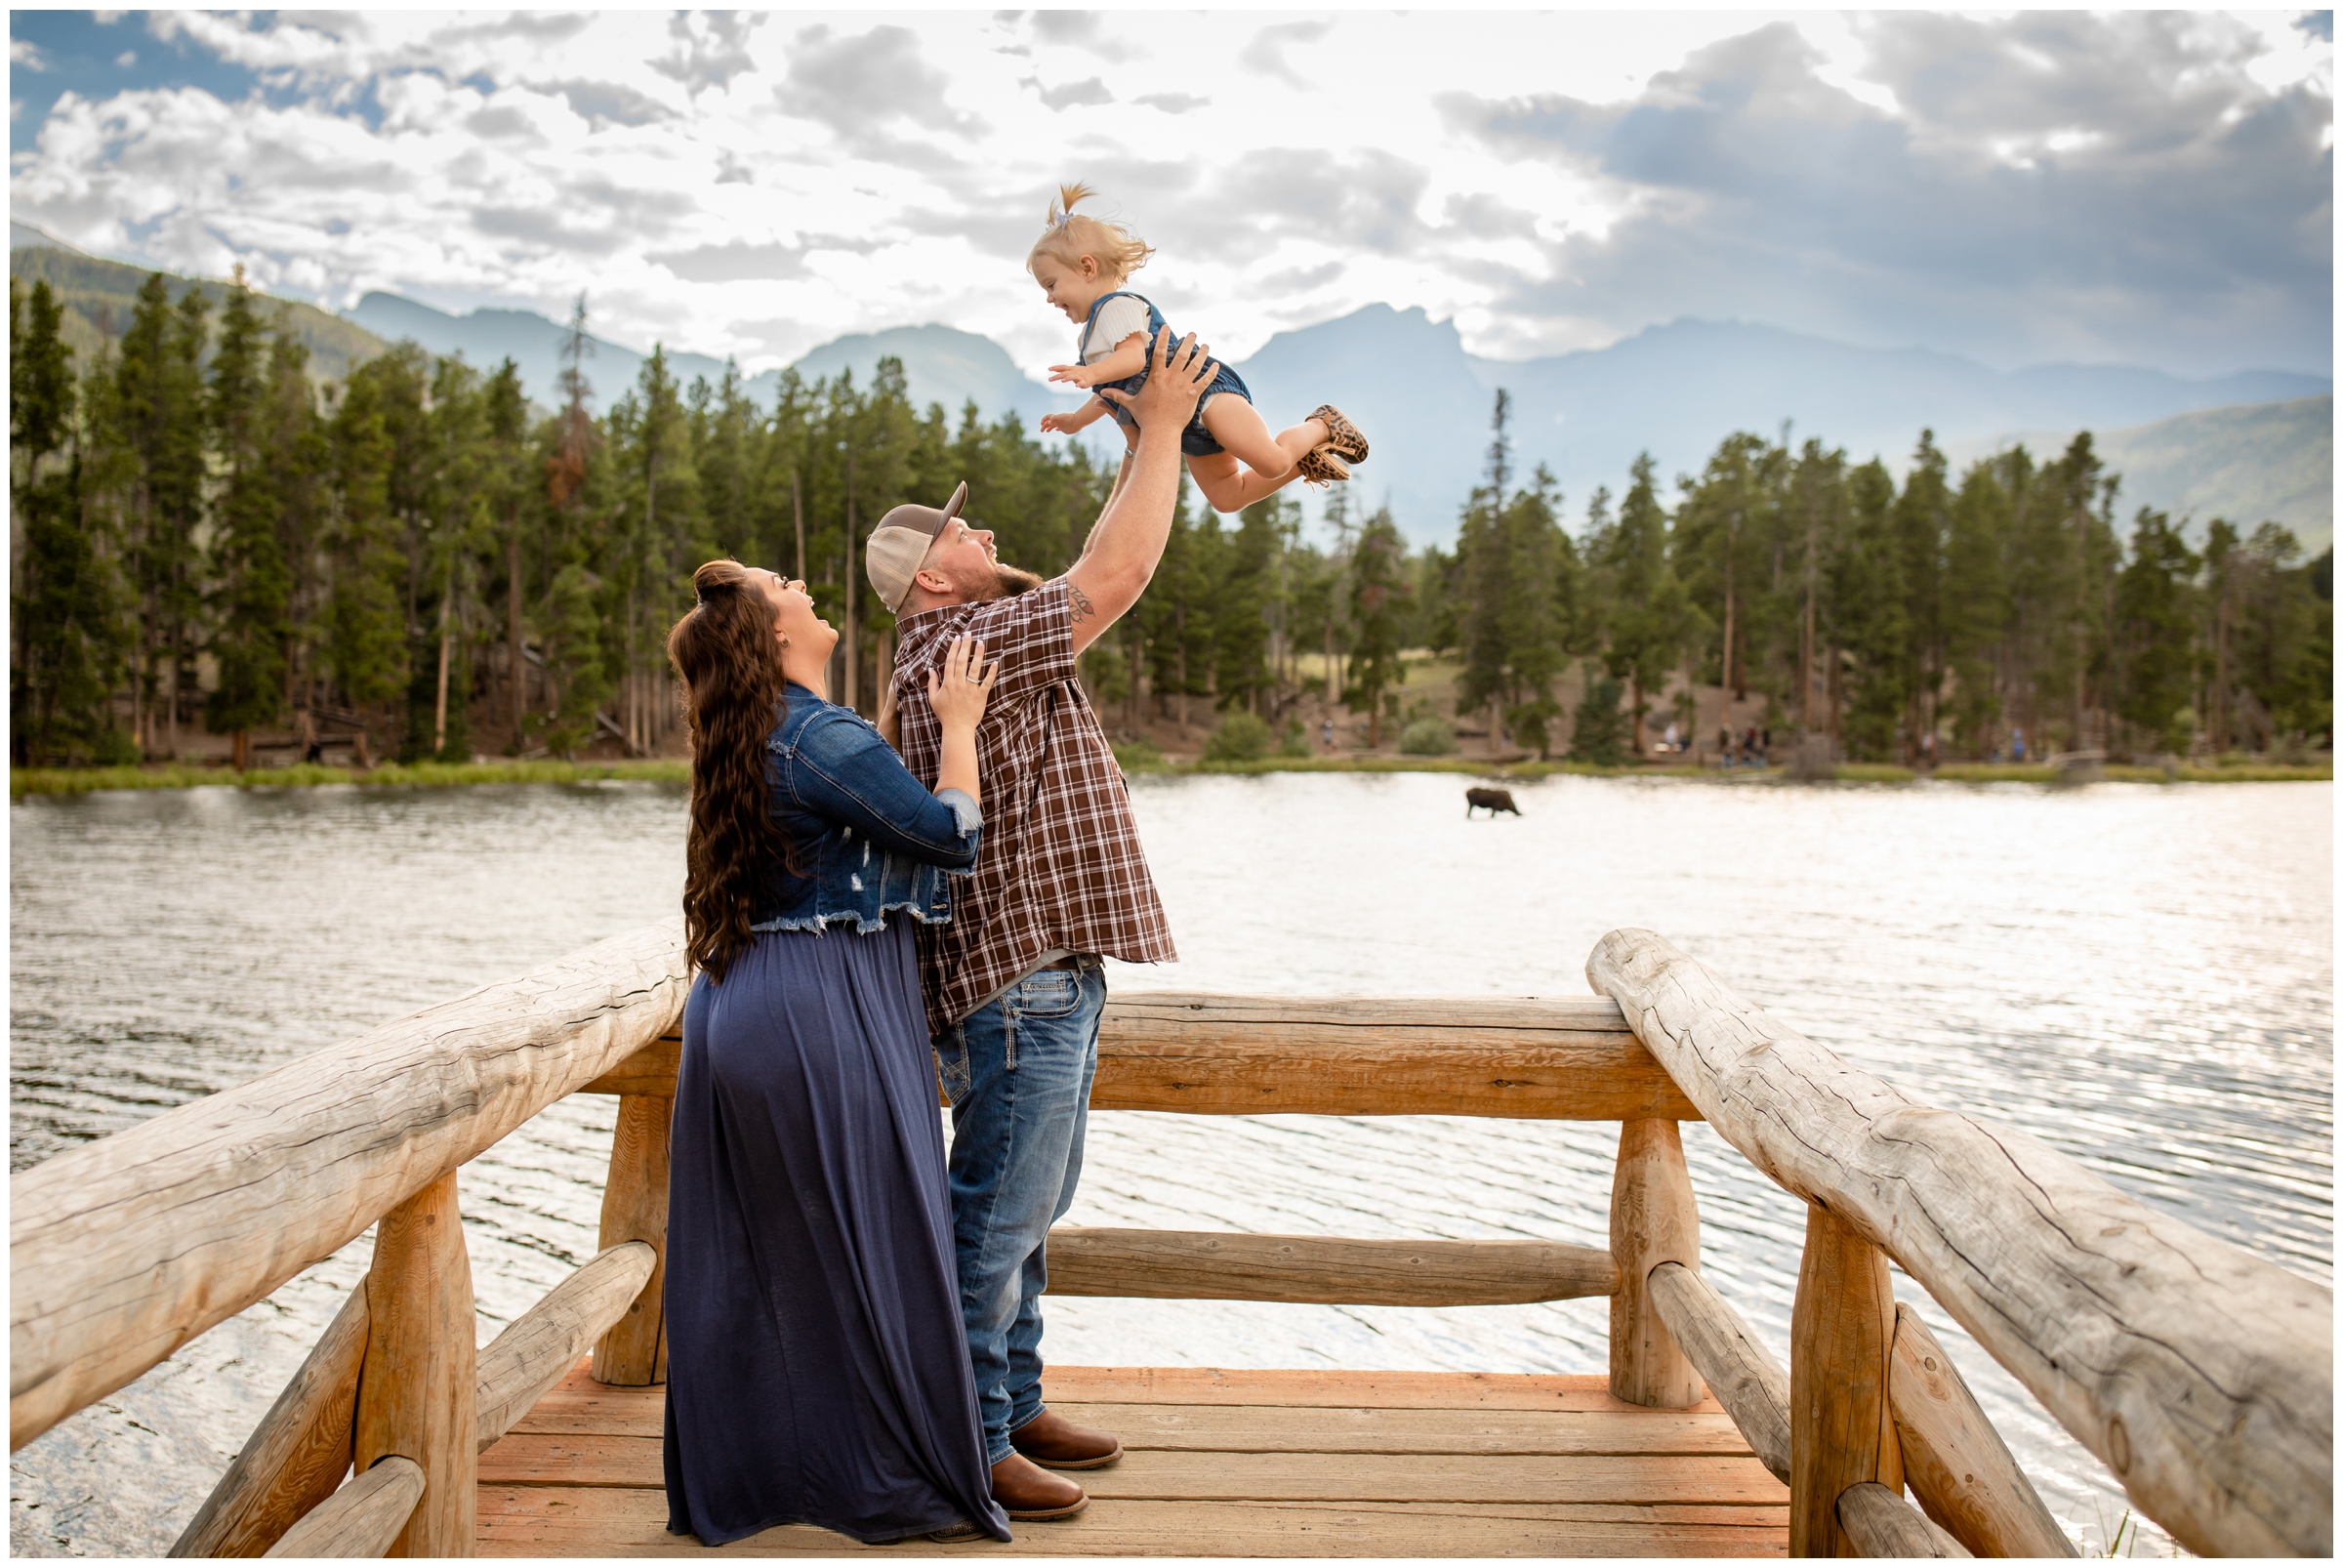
left=662, top=916, right=1010, bottom=1546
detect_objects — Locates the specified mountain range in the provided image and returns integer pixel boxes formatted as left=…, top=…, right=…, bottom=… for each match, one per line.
left=1234, top=306, right=2326, bottom=547
left=344, top=290, right=2331, bottom=551
left=14, top=224, right=2328, bottom=552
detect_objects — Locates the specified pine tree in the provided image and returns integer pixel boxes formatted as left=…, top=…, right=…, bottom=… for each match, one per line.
left=269, top=332, right=331, bottom=744
left=1593, top=453, right=1703, bottom=753
left=1342, top=506, right=1410, bottom=745
left=202, top=272, right=296, bottom=765
left=1942, top=451, right=2019, bottom=756
left=2112, top=508, right=2199, bottom=752
left=1568, top=671, right=1629, bottom=765
left=482, top=359, right=531, bottom=751
left=1892, top=431, right=1952, bottom=753
left=1455, top=391, right=1513, bottom=735
left=1670, top=432, right=1778, bottom=702
left=1215, top=498, right=1278, bottom=713
left=1498, top=467, right=1569, bottom=758
left=12, top=279, right=130, bottom=763
left=2221, top=524, right=2327, bottom=750
left=409, top=353, right=494, bottom=762
left=108, top=273, right=209, bottom=755
left=325, top=351, right=415, bottom=762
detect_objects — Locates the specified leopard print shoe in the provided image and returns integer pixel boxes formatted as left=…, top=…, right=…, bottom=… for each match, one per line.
left=1295, top=445, right=1351, bottom=486
left=1310, top=404, right=1369, bottom=465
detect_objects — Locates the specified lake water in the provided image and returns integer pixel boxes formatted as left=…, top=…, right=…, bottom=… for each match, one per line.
left=10, top=773, right=2331, bottom=1556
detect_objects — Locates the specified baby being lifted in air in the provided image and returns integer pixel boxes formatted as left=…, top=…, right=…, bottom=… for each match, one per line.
left=1030, top=184, right=1368, bottom=514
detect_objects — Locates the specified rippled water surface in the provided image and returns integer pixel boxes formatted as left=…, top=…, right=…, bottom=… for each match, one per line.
left=11, top=774, right=2331, bottom=1555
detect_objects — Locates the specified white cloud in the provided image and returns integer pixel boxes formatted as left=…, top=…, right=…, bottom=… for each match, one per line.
left=11, top=38, right=49, bottom=70
left=8, top=10, right=2331, bottom=379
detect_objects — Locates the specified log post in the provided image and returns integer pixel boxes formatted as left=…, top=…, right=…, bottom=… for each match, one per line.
left=1609, top=1118, right=1703, bottom=1408
left=1791, top=1203, right=1902, bottom=1557
left=591, top=1093, right=673, bottom=1385
left=170, top=1284, right=369, bottom=1557
left=477, top=1243, right=656, bottom=1450
left=261, top=1457, right=425, bottom=1559
left=1890, top=1304, right=2076, bottom=1557
left=1648, top=1260, right=1791, bottom=1483
left=352, top=1172, right=476, bottom=1557
left=1837, top=1480, right=1971, bottom=1557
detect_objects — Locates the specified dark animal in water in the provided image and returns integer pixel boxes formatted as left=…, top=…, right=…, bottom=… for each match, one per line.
left=1465, top=787, right=1521, bottom=817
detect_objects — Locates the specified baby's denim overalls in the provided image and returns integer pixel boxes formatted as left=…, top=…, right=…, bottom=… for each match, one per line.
left=1079, top=290, right=1252, bottom=457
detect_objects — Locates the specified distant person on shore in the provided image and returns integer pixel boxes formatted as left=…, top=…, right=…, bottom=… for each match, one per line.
left=2012, top=726, right=2027, bottom=763
left=1028, top=183, right=1368, bottom=514
left=1719, top=723, right=1735, bottom=769
left=868, top=329, right=1215, bottom=1522
left=659, top=561, right=1009, bottom=1547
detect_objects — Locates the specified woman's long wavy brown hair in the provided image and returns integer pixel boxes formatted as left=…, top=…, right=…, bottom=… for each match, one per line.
left=668, top=560, right=798, bottom=983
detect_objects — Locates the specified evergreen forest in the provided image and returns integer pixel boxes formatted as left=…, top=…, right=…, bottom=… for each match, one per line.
left=11, top=272, right=2332, bottom=769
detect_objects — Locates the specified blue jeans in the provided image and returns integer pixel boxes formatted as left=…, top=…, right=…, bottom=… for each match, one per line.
left=933, top=963, right=1105, bottom=1463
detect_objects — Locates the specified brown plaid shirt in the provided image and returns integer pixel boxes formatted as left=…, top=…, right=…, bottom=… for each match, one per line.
left=893, top=578, right=1175, bottom=1036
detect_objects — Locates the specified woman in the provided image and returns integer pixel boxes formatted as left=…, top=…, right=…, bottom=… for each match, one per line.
left=661, top=559, right=1011, bottom=1547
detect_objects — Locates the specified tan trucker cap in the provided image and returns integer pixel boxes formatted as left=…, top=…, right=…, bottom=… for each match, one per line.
left=865, top=481, right=967, bottom=614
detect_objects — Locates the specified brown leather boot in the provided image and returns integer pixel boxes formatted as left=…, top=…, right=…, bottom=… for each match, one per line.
left=1010, top=1407, right=1125, bottom=1469
left=989, top=1452, right=1088, bottom=1520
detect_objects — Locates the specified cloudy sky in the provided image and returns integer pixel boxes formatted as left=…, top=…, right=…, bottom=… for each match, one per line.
left=9, top=9, right=2333, bottom=380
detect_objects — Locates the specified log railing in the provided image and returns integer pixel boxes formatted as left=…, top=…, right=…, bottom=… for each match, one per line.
left=8, top=922, right=2330, bottom=1556
left=1588, top=928, right=2332, bottom=1557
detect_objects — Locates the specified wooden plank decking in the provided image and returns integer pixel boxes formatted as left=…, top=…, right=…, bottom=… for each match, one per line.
left=477, top=1362, right=1788, bottom=1557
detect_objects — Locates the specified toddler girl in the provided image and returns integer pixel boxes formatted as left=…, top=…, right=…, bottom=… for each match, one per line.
left=1029, top=185, right=1368, bottom=514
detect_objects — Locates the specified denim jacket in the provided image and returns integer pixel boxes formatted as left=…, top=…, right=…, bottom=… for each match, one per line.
left=749, top=682, right=982, bottom=934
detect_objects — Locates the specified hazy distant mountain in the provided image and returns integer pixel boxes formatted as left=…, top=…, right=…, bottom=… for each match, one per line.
left=9, top=236, right=388, bottom=385
left=345, top=291, right=757, bottom=409
left=11, top=221, right=79, bottom=254
left=1949, top=396, right=2333, bottom=556
left=13, top=233, right=2322, bottom=547
left=1231, top=306, right=2329, bottom=539
left=331, top=289, right=2331, bottom=547
left=340, top=297, right=1092, bottom=435
left=790, top=324, right=1086, bottom=430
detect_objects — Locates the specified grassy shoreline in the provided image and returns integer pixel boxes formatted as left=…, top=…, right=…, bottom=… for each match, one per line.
left=12, top=754, right=2328, bottom=799
left=10, top=759, right=692, bottom=797
left=1125, top=750, right=2334, bottom=783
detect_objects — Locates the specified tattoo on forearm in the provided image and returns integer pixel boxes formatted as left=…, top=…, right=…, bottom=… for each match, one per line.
left=1069, top=581, right=1097, bottom=624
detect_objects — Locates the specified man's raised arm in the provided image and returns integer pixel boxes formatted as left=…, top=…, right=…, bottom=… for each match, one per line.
left=1063, top=329, right=1215, bottom=655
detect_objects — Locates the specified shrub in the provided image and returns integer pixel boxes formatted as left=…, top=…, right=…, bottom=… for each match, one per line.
left=1279, top=721, right=1310, bottom=758
left=1504, top=696, right=1561, bottom=760
left=1111, top=739, right=1168, bottom=773
left=1398, top=716, right=1456, bottom=756
left=1203, top=711, right=1274, bottom=762
left=1569, top=674, right=1628, bottom=764
left=92, top=727, right=142, bottom=766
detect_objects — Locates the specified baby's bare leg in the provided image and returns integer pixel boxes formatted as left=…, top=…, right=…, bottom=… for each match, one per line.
left=1103, top=422, right=1140, bottom=505
left=1193, top=398, right=1334, bottom=513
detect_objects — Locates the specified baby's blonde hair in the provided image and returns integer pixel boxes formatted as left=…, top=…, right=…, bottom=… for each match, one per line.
left=1026, top=183, right=1153, bottom=283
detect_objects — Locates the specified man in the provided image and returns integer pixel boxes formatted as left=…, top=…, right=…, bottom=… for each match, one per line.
left=863, top=329, right=1213, bottom=1521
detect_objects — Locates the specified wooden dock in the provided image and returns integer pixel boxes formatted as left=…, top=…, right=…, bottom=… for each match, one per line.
left=12, top=921, right=2330, bottom=1558
left=477, top=1361, right=1788, bottom=1556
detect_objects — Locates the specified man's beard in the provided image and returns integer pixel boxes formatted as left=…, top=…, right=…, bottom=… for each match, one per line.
left=984, top=561, right=1047, bottom=598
